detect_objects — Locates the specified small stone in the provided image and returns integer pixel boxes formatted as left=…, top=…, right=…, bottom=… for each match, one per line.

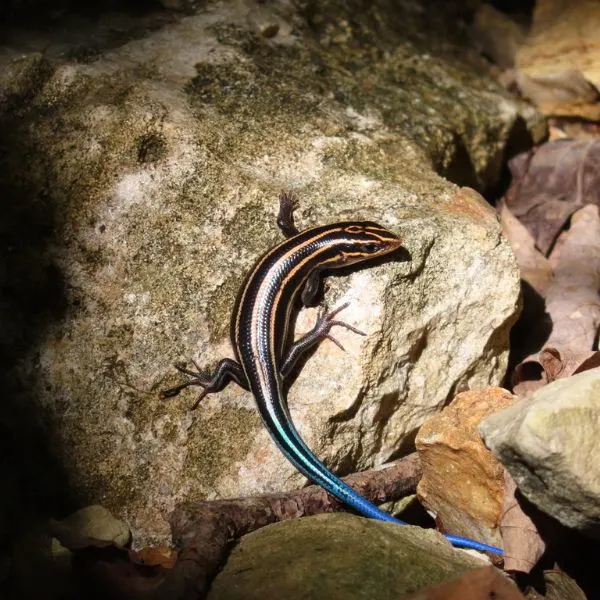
left=543, top=570, right=587, bottom=600
left=207, top=513, right=490, bottom=600
left=246, top=8, right=281, bottom=39
left=479, top=367, right=600, bottom=540
left=259, top=21, right=280, bottom=39
left=49, top=505, right=131, bottom=550
left=416, top=388, right=519, bottom=548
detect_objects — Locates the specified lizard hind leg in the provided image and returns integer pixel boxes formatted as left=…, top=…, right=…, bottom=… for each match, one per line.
left=162, top=358, right=248, bottom=410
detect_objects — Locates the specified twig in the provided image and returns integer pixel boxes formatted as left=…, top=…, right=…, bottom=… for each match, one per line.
left=168, top=453, right=422, bottom=599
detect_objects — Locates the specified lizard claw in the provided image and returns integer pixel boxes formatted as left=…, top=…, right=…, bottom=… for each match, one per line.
left=313, top=302, right=366, bottom=349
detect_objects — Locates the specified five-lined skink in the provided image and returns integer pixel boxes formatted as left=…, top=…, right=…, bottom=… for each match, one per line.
left=164, top=193, right=503, bottom=556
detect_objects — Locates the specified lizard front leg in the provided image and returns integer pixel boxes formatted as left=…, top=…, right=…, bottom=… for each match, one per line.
left=277, top=191, right=300, bottom=237
left=280, top=303, right=365, bottom=378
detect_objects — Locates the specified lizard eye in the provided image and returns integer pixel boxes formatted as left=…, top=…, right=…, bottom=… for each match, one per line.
left=360, top=242, right=380, bottom=254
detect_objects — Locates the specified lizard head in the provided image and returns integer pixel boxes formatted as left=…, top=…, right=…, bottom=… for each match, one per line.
left=331, top=222, right=402, bottom=266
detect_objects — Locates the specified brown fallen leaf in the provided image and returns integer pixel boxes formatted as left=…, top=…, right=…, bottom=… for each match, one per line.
left=499, top=202, right=553, bottom=373
left=400, top=566, right=524, bottom=599
left=512, top=204, right=600, bottom=393
left=543, top=230, right=600, bottom=359
left=500, top=471, right=545, bottom=574
left=505, top=140, right=600, bottom=255
left=499, top=202, right=553, bottom=299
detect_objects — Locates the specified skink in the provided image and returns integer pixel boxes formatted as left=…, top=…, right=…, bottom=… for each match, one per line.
left=165, top=194, right=503, bottom=556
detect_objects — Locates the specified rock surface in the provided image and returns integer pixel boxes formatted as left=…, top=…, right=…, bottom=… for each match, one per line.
left=416, top=387, right=518, bottom=548
left=471, top=4, right=526, bottom=70
left=0, top=1, right=527, bottom=544
left=207, top=513, right=490, bottom=600
left=402, top=566, right=524, bottom=600
left=480, top=368, right=600, bottom=540
left=542, top=570, right=588, bottom=600
left=515, top=0, right=600, bottom=120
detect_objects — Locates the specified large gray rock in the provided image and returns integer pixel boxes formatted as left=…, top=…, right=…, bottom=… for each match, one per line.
left=0, top=1, right=528, bottom=544
left=480, top=368, right=600, bottom=539
left=207, top=513, right=490, bottom=600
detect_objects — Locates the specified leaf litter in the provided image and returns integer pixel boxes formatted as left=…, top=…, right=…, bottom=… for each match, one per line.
left=501, top=139, right=600, bottom=394
left=499, top=471, right=545, bottom=573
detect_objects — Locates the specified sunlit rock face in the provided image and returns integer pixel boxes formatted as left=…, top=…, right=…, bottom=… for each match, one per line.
left=0, top=0, right=530, bottom=545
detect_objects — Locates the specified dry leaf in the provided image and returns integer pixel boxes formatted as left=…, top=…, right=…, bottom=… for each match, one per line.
left=512, top=205, right=600, bottom=393
left=546, top=204, right=600, bottom=347
left=499, top=202, right=553, bottom=298
left=505, top=140, right=600, bottom=255
left=500, top=471, right=545, bottom=573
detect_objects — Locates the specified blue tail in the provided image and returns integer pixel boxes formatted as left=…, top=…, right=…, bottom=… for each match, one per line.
left=264, top=407, right=503, bottom=556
